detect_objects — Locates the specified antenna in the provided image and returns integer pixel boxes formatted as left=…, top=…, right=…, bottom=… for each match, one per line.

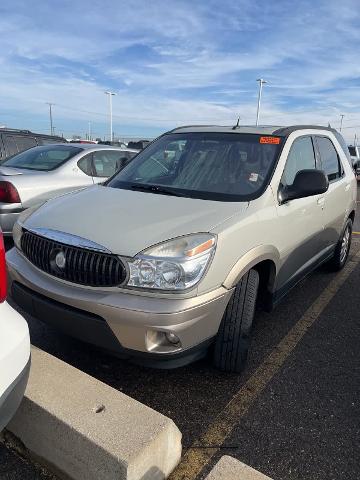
left=232, top=116, right=241, bottom=130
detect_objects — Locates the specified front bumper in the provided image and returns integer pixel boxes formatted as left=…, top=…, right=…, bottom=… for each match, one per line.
left=7, top=248, right=233, bottom=368
left=0, top=357, right=30, bottom=432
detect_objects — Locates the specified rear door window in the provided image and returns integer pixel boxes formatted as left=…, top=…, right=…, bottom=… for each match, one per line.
left=315, top=136, right=343, bottom=182
left=92, top=150, right=130, bottom=177
left=78, top=154, right=94, bottom=176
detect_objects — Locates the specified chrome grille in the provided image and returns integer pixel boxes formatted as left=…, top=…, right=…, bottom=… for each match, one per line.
left=21, top=230, right=126, bottom=287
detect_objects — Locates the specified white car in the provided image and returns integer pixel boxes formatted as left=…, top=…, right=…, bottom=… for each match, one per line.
left=0, top=229, right=30, bottom=431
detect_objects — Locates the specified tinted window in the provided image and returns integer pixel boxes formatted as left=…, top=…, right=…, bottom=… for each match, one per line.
left=348, top=146, right=356, bottom=156
left=93, top=150, right=130, bottom=177
left=281, top=136, right=316, bottom=186
left=2, top=145, right=82, bottom=171
left=78, top=154, right=93, bottom=176
left=107, top=132, right=283, bottom=201
left=316, top=137, right=342, bottom=181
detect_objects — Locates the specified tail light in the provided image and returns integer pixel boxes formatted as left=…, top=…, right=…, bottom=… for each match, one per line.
left=0, top=231, right=6, bottom=303
left=0, top=181, right=21, bottom=203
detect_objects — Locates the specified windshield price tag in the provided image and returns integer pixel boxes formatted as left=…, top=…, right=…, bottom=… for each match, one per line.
left=259, top=136, right=281, bottom=144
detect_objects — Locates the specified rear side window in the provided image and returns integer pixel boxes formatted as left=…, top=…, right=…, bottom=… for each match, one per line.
left=334, top=131, right=353, bottom=168
left=316, top=137, right=343, bottom=182
left=281, top=136, right=316, bottom=186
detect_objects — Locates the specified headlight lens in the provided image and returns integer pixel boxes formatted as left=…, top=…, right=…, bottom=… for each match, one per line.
left=12, top=221, right=23, bottom=250
left=126, top=234, right=216, bottom=290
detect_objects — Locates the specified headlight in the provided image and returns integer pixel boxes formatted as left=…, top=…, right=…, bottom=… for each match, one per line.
left=12, top=221, right=23, bottom=250
left=126, top=234, right=216, bottom=291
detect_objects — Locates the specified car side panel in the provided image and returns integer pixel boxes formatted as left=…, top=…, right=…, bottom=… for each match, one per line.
left=322, top=134, right=357, bottom=247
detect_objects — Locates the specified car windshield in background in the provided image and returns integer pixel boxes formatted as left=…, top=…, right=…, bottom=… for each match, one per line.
left=2, top=145, right=83, bottom=171
left=107, top=133, right=283, bottom=201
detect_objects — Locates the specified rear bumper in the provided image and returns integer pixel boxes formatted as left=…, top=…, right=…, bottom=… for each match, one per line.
left=7, top=248, right=233, bottom=368
left=0, top=204, right=24, bottom=235
left=0, top=357, right=30, bottom=432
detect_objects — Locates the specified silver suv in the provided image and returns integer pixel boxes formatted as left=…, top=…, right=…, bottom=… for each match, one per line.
left=7, top=125, right=357, bottom=372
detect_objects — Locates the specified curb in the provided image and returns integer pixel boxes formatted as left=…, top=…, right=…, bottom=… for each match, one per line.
left=205, top=456, right=273, bottom=480
left=7, top=346, right=182, bottom=480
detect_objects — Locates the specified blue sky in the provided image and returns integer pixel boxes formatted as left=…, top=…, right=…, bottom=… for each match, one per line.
left=0, top=0, right=360, bottom=141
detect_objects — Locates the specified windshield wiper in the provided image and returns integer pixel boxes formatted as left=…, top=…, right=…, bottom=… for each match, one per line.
left=129, top=183, right=185, bottom=197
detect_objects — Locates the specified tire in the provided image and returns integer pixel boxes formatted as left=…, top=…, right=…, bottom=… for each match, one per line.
left=213, top=269, right=259, bottom=373
left=329, top=218, right=352, bottom=271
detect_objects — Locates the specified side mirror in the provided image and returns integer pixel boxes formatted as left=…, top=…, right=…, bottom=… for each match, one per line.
left=279, top=169, right=329, bottom=204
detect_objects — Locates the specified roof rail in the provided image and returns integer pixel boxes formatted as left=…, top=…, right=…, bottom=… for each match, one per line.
left=168, top=125, right=222, bottom=133
left=273, top=125, right=337, bottom=136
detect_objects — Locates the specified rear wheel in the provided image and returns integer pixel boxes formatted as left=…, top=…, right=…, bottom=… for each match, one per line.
left=329, top=218, right=352, bottom=271
left=213, top=269, right=259, bottom=373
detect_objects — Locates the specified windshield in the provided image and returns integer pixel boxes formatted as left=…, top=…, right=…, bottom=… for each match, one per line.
left=2, top=145, right=83, bottom=171
left=106, top=132, right=283, bottom=201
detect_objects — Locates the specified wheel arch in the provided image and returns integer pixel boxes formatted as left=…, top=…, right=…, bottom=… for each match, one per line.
left=222, top=245, right=279, bottom=292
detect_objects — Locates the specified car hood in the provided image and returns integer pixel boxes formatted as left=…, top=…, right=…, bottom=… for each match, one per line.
left=24, top=185, right=248, bottom=256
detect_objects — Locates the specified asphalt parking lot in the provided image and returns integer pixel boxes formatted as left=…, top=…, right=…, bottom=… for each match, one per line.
left=1, top=184, right=360, bottom=480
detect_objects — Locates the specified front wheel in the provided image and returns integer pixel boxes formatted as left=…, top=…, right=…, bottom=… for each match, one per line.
left=329, top=218, right=352, bottom=271
left=213, top=269, right=259, bottom=373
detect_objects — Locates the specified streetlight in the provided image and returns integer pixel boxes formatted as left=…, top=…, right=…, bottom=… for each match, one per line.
left=340, top=114, right=345, bottom=132
left=104, top=91, right=116, bottom=141
left=256, top=78, right=267, bottom=126
left=45, top=102, right=54, bottom=135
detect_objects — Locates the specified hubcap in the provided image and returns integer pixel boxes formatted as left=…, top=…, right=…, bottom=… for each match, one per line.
left=340, top=226, right=351, bottom=263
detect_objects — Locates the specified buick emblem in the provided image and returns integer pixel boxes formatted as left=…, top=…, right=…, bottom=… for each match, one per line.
left=55, top=251, right=66, bottom=270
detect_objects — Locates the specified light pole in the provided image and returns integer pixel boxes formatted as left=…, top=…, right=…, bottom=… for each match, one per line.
left=340, top=114, right=345, bottom=132
left=46, top=102, right=54, bottom=135
left=256, top=78, right=267, bottom=126
left=88, top=121, right=92, bottom=141
left=104, top=91, right=116, bottom=141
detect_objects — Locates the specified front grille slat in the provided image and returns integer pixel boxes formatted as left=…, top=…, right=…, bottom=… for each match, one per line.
left=21, top=231, right=125, bottom=287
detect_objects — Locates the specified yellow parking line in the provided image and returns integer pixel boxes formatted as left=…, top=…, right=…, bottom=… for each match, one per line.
left=170, top=246, right=360, bottom=480
left=353, top=232, right=360, bottom=235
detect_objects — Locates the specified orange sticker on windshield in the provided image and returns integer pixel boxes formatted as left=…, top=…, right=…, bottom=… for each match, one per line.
left=259, top=136, right=281, bottom=144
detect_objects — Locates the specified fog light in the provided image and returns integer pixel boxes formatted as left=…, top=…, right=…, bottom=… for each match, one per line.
left=166, top=332, right=180, bottom=344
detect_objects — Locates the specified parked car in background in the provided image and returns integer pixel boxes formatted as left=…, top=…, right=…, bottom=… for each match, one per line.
left=7, top=125, right=356, bottom=373
left=0, top=228, right=30, bottom=431
left=348, top=145, right=360, bottom=177
left=98, top=141, right=128, bottom=148
left=127, top=140, right=151, bottom=150
left=0, top=143, right=138, bottom=235
left=0, top=128, right=66, bottom=163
